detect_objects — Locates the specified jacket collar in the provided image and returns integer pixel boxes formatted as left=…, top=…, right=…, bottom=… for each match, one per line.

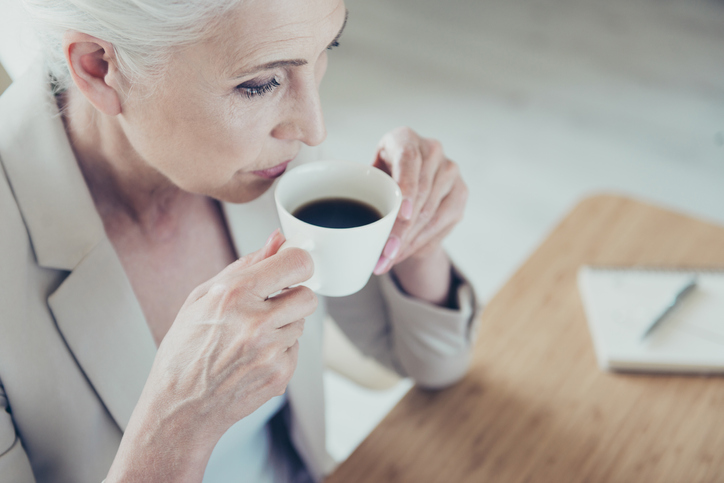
left=0, top=60, right=105, bottom=271
left=0, top=60, right=155, bottom=431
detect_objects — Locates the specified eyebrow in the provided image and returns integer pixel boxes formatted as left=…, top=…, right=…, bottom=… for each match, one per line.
left=233, top=8, right=349, bottom=79
left=328, top=8, right=349, bottom=51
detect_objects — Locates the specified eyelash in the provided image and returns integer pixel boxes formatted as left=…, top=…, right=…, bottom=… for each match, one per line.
left=237, top=77, right=281, bottom=99
left=235, top=41, right=340, bottom=99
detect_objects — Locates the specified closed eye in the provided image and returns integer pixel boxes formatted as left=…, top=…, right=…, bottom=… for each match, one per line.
left=237, top=76, right=280, bottom=99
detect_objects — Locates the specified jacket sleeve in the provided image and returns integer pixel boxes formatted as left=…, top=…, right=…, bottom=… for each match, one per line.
left=325, top=263, right=481, bottom=389
left=0, top=384, right=36, bottom=483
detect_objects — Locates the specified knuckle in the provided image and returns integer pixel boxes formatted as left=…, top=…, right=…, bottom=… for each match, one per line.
left=208, top=282, right=242, bottom=309
left=281, top=359, right=295, bottom=381
left=244, top=328, right=265, bottom=353
left=272, top=363, right=295, bottom=395
left=207, top=282, right=229, bottom=299
left=427, top=212, right=442, bottom=229
left=457, top=180, right=469, bottom=201
left=427, top=138, right=443, bottom=156
left=270, top=372, right=287, bottom=395
left=292, top=319, right=306, bottom=339
left=274, top=386, right=288, bottom=397
left=260, top=345, right=278, bottom=365
left=187, top=283, right=209, bottom=303
left=296, top=287, right=318, bottom=313
left=445, top=160, right=460, bottom=178
left=284, top=248, right=314, bottom=279
left=400, top=143, right=419, bottom=165
left=393, top=125, right=416, bottom=139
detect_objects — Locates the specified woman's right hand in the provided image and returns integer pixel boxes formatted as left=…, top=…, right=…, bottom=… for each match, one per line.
left=151, top=228, right=316, bottom=429
left=106, top=229, right=317, bottom=482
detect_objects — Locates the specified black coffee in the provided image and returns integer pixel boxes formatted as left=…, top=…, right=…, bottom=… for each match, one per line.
left=292, top=197, right=382, bottom=228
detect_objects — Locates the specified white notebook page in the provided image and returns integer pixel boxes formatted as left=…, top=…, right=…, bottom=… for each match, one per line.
left=578, top=267, right=724, bottom=373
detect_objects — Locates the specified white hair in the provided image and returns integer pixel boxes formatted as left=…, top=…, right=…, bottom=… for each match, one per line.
left=21, top=0, right=243, bottom=94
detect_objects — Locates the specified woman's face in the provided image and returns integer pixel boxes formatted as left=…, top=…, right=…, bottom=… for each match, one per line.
left=118, top=0, right=347, bottom=203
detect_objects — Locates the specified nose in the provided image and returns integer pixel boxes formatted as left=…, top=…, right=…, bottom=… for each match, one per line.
left=272, top=78, right=327, bottom=147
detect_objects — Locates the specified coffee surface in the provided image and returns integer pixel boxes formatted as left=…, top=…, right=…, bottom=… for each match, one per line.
left=292, top=197, right=382, bottom=228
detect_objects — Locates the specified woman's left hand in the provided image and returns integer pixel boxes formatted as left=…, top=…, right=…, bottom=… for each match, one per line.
left=372, top=127, right=468, bottom=303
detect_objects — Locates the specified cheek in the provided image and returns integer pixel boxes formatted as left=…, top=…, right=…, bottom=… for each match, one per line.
left=123, top=93, right=272, bottom=192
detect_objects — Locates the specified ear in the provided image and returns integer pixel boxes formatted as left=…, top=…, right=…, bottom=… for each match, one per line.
left=63, top=31, right=123, bottom=116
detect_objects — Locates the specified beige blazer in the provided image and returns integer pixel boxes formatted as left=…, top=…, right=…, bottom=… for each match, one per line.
left=0, top=60, right=479, bottom=483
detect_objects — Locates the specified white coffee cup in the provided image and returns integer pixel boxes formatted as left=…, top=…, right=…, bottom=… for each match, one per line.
left=275, top=160, right=402, bottom=297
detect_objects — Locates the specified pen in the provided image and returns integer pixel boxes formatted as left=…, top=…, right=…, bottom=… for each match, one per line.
left=640, top=277, right=697, bottom=341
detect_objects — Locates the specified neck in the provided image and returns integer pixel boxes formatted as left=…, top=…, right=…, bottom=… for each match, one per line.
left=59, top=87, right=198, bottom=237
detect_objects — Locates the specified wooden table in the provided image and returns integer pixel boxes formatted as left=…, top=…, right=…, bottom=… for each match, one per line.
left=326, top=195, right=724, bottom=483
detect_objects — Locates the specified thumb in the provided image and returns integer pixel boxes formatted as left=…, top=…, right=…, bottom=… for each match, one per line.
left=260, top=228, right=286, bottom=259
left=238, top=229, right=286, bottom=269
left=186, top=230, right=287, bottom=306
left=373, top=148, right=393, bottom=176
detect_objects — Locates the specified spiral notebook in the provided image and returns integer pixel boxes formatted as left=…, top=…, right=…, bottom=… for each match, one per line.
left=577, top=266, right=724, bottom=373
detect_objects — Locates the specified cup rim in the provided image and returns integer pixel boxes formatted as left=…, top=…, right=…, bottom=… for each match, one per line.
left=275, top=160, right=402, bottom=232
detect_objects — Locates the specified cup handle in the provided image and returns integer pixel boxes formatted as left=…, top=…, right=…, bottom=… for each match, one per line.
left=278, top=237, right=321, bottom=293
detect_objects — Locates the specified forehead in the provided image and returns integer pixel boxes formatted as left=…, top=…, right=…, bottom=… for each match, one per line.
left=211, top=0, right=345, bottom=74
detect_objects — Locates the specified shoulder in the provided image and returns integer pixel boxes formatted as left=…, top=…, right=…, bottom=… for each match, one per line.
left=0, top=60, right=45, bottom=268
left=0, top=154, right=33, bottom=273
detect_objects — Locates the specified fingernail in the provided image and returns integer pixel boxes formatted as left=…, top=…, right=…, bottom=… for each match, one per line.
left=266, top=229, right=280, bottom=246
left=383, top=236, right=401, bottom=259
left=374, top=256, right=392, bottom=275
left=400, top=198, right=413, bottom=220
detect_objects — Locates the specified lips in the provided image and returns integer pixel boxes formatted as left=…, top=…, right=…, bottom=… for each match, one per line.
left=252, top=160, right=292, bottom=179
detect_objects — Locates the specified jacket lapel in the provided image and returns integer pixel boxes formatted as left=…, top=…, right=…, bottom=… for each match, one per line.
left=0, top=60, right=156, bottom=432
left=47, top=239, right=157, bottom=432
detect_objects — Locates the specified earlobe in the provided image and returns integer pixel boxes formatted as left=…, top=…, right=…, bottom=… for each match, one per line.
left=63, top=31, right=122, bottom=116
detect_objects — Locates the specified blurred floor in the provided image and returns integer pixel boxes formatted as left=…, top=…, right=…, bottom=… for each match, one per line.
left=321, top=0, right=724, bottom=462
left=2, top=0, right=724, bottom=466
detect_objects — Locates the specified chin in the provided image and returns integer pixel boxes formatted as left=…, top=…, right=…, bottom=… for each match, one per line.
left=211, top=176, right=274, bottom=204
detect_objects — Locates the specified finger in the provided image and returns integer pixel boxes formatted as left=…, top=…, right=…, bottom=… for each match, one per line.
left=412, top=139, right=445, bottom=216
left=265, top=286, right=318, bottom=329
left=284, top=341, right=300, bottom=363
left=403, top=159, right=459, bottom=245
left=374, top=214, right=413, bottom=275
left=219, top=229, right=286, bottom=277
left=243, top=247, right=315, bottom=299
left=187, top=229, right=285, bottom=304
left=374, top=164, right=460, bottom=276
left=396, top=185, right=466, bottom=262
left=375, top=132, right=422, bottom=221
left=376, top=211, right=454, bottom=276
left=262, top=229, right=286, bottom=258
left=272, top=319, right=306, bottom=350
left=383, top=182, right=464, bottom=271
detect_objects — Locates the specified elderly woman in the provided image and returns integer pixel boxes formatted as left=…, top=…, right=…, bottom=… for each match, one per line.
left=0, top=0, right=478, bottom=482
